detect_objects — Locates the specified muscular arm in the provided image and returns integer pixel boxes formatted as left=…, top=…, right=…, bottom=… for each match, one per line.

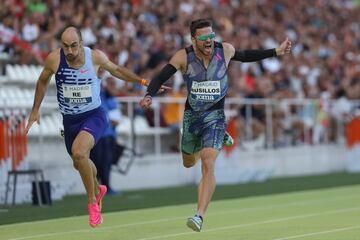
left=145, top=49, right=186, bottom=97
left=26, top=51, right=56, bottom=132
left=223, top=38, right=291, bottom=63
left=222, top=42, right=276, bottom=63
left=232, top=49, right=276, bottom=62
left=146, top=64, right=177, bottom=97
left=93, top=49, right=144, bottom=85
left=31, top=52, right=56, bottom=112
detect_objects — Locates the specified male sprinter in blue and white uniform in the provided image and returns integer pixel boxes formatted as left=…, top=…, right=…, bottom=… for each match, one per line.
left=26, top=27, right=152, bottom=228
left=140, top=19, right=292, bottom=232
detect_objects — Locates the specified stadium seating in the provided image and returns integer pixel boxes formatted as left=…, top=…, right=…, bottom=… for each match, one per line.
left=5, top=64, right=55, bottom=85
left=116, top=116, right=171, bottom=136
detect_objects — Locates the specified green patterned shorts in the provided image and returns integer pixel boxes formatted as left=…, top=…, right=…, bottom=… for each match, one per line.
left=181, top=109, right=226, bottom=154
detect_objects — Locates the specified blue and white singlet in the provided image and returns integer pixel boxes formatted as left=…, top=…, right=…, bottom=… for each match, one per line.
left=55, top=47, right=101, bottom=115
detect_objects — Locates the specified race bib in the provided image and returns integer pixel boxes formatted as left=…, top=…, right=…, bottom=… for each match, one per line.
left=191, top=81, right=221, bottom=95
left=191, top=81, right=220, bottom=101
left=62, top=84, right=92, bottom=104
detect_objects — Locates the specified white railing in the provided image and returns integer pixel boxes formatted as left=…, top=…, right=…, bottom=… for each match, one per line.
left=1, top=93, right=359, bottom=157
left=116, top=96, right=360, bottom=155
left=1, top=95, right=359, bottom=197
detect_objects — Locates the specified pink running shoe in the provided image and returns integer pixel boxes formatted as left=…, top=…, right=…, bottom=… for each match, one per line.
left=96, top=185, right=107, bottom=210
left=88, top=203, right=102, bottom=228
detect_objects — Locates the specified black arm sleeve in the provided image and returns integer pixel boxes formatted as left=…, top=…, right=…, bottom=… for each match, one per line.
left=231, top=49, right=277, bottom=62
left=146, top=64, right=177, bottom=97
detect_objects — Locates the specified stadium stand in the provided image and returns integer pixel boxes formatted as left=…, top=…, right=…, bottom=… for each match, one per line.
left=0, top=0, right=359, bottom=203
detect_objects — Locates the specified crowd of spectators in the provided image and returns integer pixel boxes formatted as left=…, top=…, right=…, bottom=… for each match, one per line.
left=1, top=0, right=359, bottom=147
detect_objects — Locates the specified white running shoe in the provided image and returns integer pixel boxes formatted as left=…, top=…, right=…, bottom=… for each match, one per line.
left=186, top=215, right=203, bottom=232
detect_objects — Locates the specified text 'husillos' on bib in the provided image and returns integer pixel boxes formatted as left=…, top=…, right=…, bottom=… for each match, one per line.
left=191, top=81, right=221, bottom=95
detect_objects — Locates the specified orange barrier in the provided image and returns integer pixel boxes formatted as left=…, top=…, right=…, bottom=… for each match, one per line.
left=5, top=115, right=10, bottom=161
left=346, top=117, right=360, bottom=149
left=11, top=122, right=15, bottom=170
left=0, top=111, right=28, bottom=170
left=22, top=113, right=27, bottom=156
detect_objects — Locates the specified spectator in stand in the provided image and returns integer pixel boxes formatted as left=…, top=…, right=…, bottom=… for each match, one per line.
left=1, top=0, right=359, bottom=145
left=90, top=76, right=121, bottom=196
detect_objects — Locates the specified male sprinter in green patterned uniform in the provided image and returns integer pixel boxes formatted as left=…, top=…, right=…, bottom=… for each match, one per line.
left=140, top=19, right=291, bottom=232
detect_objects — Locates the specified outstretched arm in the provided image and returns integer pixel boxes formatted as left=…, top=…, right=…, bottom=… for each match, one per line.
left=139, top=49, right=186, bottom=109
left=232, top=48, right=277, bottom=62
left=94, top=49, right=147, bottom=86
left=145, top=64, right=177, bottom=97
left=224, top=38, right=292, bottom=63
left=26, top=52, right=56, bottom=133
left=139, top=64, right=177, bottom=109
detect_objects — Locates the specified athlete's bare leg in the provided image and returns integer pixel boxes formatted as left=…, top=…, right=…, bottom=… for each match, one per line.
left=89, top=159, right=100, bottom=196
left=71, top=131, right=97, bottom=203
left=197, top=147, right=218, bottom=216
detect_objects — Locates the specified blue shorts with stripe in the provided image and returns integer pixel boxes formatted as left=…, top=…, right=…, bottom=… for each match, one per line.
left=62, top=107, right=107, bottom=155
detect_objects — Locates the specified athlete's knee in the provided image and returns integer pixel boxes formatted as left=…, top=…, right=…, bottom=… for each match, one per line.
left=183, top=159, right=196, bottom=168
left=71, top=147, right=88, bottom=168
left=182, top=153, right=197, bottom=168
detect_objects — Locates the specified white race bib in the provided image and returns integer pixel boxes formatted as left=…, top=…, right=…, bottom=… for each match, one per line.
left=62, top=84, right=92, bottom=104
left=191, top=81, right=221, bottom=95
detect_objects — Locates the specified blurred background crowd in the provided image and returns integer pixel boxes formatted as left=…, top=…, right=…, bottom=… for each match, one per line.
left=1, top=0, right=359, bottom=147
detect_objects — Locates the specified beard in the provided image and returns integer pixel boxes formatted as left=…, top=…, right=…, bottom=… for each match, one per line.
left=65, top=53, right=77, bottom=62
left=196, top=42, right=213, bottom=56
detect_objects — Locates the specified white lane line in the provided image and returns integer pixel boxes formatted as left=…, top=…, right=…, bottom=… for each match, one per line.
left=2, top=192, right=359, bottom=229
left=0, top=209, right=9, bottom=212
left=4, top=195, right=360, bottom=240
left=7, top=229, right=95, bottom=240
left=136, top=207, right=360, bottom=240
left=273, top=225, right=360, bottom=240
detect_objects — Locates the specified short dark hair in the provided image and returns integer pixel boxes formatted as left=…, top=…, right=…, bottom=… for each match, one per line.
left=190, top=19, right=212, bottom=37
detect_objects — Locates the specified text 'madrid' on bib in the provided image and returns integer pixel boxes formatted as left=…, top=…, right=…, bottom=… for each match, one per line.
left=191, top=81, right=221, bottom=101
